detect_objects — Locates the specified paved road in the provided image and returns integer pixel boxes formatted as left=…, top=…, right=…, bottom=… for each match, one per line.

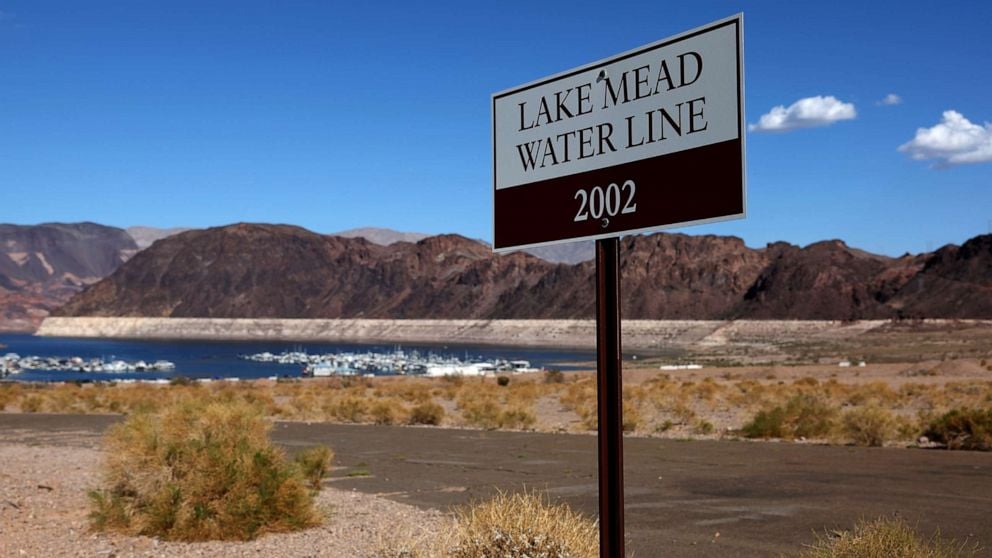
left=3, top=414, right=990, bottom=557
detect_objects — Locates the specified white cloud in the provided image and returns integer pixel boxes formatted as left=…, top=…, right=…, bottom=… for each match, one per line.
left=878, top=93, right=902, bottom=106
left=899, top=110, right=992, bottom=167
left=749, top=95, right=857, bottom=132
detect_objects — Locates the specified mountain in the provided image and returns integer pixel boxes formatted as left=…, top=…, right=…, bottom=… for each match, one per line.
left=732, top=240, right=897, bottom=320
left=885, top=234, right=992, bottom=318
left=0, top=222, right=594, bottom=330
left=334, top=227, right=430, bottom=246
left=521, top=241, right=596, bottom=264
left=126, top=226, right=192, bottom=249
left=55, top=224, right=564, bottom=319
left=53, top=223, right=992, bottom=320
left=0, top=223, right=138, bottom=330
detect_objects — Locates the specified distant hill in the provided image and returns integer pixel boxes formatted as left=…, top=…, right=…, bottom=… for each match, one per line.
left=333, top=227, right=430, bottom=246
left=334, top=227, right=595, bottom=264
left=521, top=241, right=595, bottom=264
left=53, top=223, right=992, bottom=320
left=126, top=226, right=192, bottom=249
left=0, top=223, right=137, bottom=330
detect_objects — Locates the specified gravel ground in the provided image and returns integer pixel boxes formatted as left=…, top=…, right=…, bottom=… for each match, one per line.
left=0, top=439, right=449, bottom=557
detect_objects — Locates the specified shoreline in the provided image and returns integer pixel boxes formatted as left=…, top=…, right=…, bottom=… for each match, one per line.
left=33, top=316, right=909, bottom=351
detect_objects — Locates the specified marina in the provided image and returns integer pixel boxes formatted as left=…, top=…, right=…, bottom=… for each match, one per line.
left=0, top=333, right=594, bottom=383
left=1, top=353, right=175, bottom=377
left=241, top=349, right=540, bottom=377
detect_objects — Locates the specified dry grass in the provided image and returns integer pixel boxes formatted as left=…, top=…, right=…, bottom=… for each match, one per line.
left=293, top=445, right=334, bottom=491
left=448, top=491, right=598, bottom=558
left=742, top=394, right=838, bottom=440
left=88, top=398, right=322, bottom=541
left=842, top=406, right=897, bottom=447
left=3, top=365, right=991, bottom=448
left=922, top=408, right=992, bottom=451
left=409, top=401, right=445, bottom=425
left=374, top=490, right=597, bottom=558
left=798, top=516, right=980, bottom=557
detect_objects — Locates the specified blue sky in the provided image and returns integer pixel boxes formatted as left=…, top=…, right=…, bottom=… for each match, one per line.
left=1, top=1, right=990, bottom=256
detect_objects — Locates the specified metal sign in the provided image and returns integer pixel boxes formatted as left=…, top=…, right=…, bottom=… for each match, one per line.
left=492, top=14, right=745, bottom=252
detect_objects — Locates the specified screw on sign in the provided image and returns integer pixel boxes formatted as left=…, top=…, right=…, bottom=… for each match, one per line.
left=492, top=14, right=745, bottom=558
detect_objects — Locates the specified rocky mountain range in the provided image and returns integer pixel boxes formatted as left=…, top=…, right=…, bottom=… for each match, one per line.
left=51, top=223, right=992, bottom=321
left=0, top=223, right=138, bottom=330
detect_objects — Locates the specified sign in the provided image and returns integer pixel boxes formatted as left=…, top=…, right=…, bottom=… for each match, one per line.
left=492, top=14, right=745, bottom=252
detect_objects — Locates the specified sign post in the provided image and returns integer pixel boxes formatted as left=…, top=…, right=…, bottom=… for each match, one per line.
left=492, top=14, right=745, bottom=557
left=596, top=237, right=624, bottom=557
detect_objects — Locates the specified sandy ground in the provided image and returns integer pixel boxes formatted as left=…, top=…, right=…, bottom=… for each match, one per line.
left=3, top=319, right=991, bottom=555
left=0, top=426, right=448, bottom=557
left=3, top=415, right=991, bottom=558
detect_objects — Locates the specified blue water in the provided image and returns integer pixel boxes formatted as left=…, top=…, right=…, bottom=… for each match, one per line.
left=0, top=334, right=596, bottom=383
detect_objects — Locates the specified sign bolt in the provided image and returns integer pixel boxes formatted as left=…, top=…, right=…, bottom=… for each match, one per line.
left=601, top=218, right=610, bottom=228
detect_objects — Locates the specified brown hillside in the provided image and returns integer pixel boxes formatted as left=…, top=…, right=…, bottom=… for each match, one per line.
left=0, top=223, right=137, bottom=330
left=53, top=224, right=992, bottom=320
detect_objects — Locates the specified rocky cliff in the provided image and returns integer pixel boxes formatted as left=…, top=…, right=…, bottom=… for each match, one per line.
left=52, top=223, right=992, bottom=320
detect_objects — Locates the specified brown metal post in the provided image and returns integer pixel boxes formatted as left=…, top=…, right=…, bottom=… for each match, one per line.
left=596, top=237, right=624, bottom=558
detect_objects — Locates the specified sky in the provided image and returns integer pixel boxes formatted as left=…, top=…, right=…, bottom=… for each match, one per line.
left=1, top=1, right=990, bottom=257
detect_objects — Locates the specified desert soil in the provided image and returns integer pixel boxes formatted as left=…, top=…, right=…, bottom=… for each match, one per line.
left=0, top=425, right=447, bottom=557
left=2, top=414, right=991, bottom=558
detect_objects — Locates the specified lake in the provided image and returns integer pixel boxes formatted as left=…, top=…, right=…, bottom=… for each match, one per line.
left=0, top=333, right=597, bottom=382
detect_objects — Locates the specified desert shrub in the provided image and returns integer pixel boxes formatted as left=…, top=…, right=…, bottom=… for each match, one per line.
left=370, top=398, right=405, bottom=425
left=377, top=381, right=433, bottom=405
left=798, top=516, right=979, bottom=557
left=448, top=491, right=597, bottom=558
left=922, top=408, right=992, bottom=451
left=497, top=375, right=511, bottom=387
left=784, top=393, right=836, bottom=438
left=499, top=407, right=536, bottom=430
left=20, top=394, right=43, bottom=413
left=441, top=375, right=465, bottom=386
left=329, top=395, right=369, bottom=423
left=846, top=382, right=900, bottom=408
left=0, top=384, right=28, bottom=411
left=560, top=381, right=597, bottom=430
left=694, top=419, right=715, bottom=435
left=672, top=401, right=697, bottom=424
left=293, top=445, right=334, bottom=491
left=742, top=394, right=837, bottom=440
left=88, top=399, right=320, bottom=541
left=544, top=369, right=565, bottom=384
left=460, top=396, right=502, bottom=430
left=504, top=381, right=543, bottom=406
left=622, top=404, right=641, bottom=432
left=692, top=378, right=720, bottom=402
left=408, top=401, right=445, bottom=425
left=742, top=405, right=787, bottom=438
left=842, top=406, right=896, bottom=447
